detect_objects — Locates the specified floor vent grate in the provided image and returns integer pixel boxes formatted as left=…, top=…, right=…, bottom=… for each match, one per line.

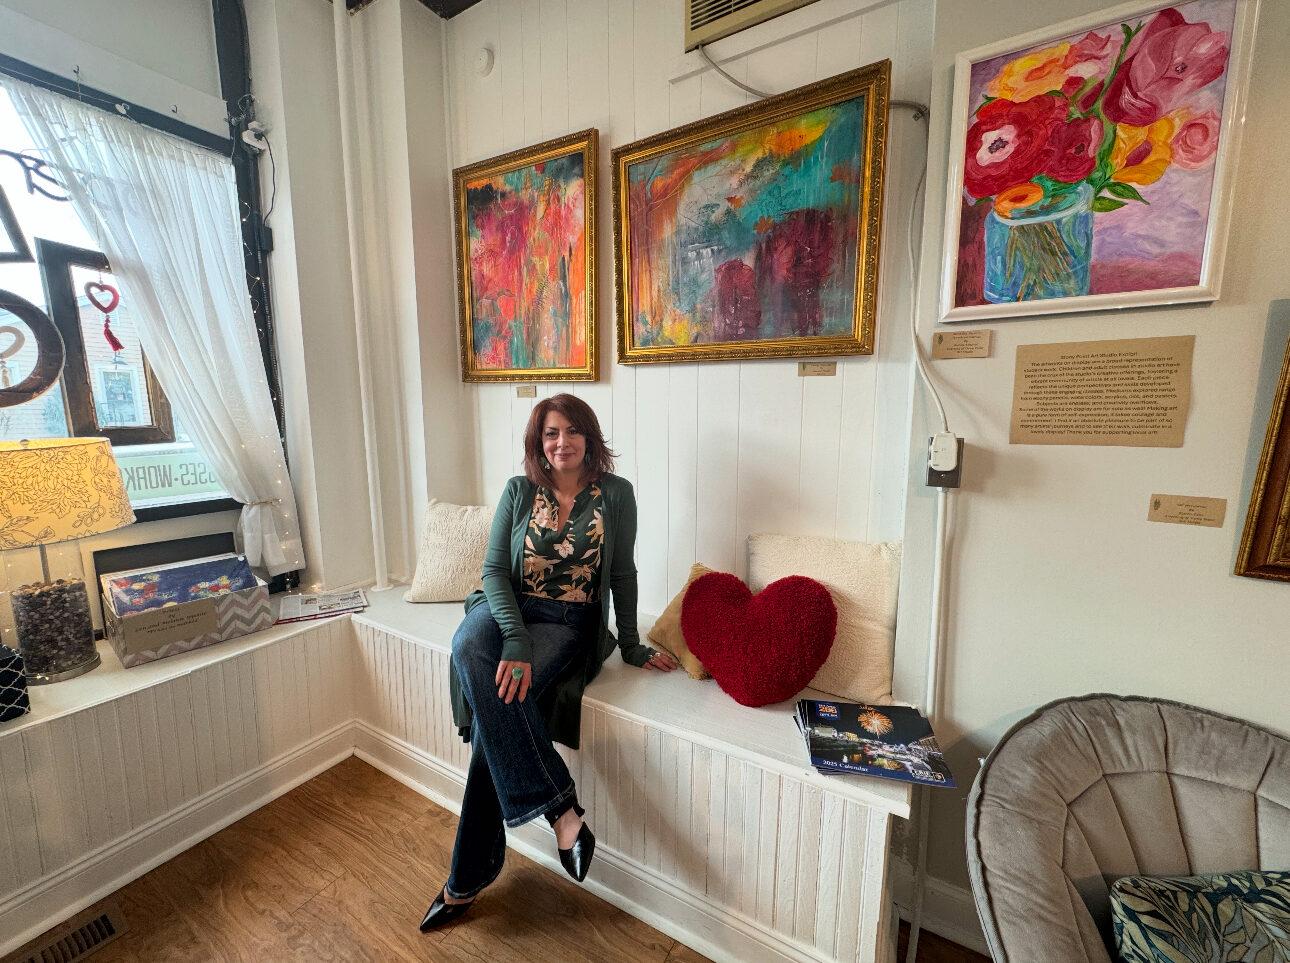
left=2, top=902, right=128, bottom=963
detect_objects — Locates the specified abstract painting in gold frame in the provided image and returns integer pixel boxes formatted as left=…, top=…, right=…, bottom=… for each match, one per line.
left=611, top=62, right=889, bottom=365
left=1237, top=331, right=1290, bottom=582
left=453, top=129, right=597, bottom=382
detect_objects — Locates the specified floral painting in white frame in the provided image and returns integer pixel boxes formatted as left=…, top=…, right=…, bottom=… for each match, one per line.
left=939, top=0, right=1258, bottom=322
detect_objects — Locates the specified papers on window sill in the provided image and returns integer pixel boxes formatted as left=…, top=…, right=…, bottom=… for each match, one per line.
left=276, top=589, right=368, bottom=624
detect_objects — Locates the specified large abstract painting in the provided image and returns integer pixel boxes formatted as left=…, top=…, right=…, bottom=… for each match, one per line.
left=940, top=0, right=1257, bottom=322
left=612, top=63, right=889, bottom=363
left=453, top=129, right=597, bottom=382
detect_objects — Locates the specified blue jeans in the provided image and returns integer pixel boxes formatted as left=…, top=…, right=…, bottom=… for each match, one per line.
left=446, top=595, right=591, bottom=899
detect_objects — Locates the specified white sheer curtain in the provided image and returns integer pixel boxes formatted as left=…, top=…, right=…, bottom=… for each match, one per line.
left=1, top=76, right=304, bottom=575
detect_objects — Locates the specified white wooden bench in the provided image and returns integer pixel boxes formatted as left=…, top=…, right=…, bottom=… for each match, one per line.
left=0, top=588, right=908, bottom=963
left=351, top=589, right=909, bottom=963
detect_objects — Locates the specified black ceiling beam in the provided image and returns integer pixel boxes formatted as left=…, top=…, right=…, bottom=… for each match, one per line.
left=345, top=0, right=485, bottom=16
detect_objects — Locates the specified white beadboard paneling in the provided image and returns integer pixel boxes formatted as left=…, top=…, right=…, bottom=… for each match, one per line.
left=796, top=784, right=823, bottom=941
left=90, top=703, right=131, bottom=842
left=2, top=611, right=901, bottom=963
left=442, top=0, right=929, bottom=622
left=816, top=791, right=845, bottom=955
left=0, top=735, right=40, bottom=888
left=0, top=621, right=354, bottom=916
left=836, top=801, right=871, bottom=962
left=858, top=806, right=893, bottom=953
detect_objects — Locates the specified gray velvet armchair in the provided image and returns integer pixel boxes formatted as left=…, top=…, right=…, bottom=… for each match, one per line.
left=965, top=694, right=1290, bottom=962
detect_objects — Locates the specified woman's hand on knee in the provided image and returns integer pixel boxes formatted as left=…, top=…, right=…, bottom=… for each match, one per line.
left=495, top=660, right=532, bottom=703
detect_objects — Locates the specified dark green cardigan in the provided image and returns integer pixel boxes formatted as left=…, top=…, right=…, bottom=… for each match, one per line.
left=450, top=473, right=653, bottom=750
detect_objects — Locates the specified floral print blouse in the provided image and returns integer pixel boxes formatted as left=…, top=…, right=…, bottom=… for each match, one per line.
left=522, top=482, right=605, bottom=603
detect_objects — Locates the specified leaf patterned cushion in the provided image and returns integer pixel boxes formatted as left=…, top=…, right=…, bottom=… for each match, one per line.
left=1111, top=871, right=1290, bottom=963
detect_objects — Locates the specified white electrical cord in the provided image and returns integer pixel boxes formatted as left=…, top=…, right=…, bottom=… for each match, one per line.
left=901, top=106, right=956, bottom=963
left=695, top=50, right=956, bottom=963
left=907, top=155, right=949, bottom=435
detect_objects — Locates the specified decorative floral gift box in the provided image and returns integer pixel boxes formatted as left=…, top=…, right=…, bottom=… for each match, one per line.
left=100, top=555, right=272, bottom=668
left=105, top=553, right=257, bottom=615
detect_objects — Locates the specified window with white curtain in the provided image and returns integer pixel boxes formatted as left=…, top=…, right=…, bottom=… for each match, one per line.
left=0, top=83, right=252, bottom=517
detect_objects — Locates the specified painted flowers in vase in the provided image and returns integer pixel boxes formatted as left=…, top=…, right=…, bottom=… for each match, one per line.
left=953, top=0, right=1237, bottom=310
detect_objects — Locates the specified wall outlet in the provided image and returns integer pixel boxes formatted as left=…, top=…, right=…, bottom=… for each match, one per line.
left=926, top=437, right=964, bottom=488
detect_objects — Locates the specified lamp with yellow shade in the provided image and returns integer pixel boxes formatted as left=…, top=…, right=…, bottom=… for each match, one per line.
left=0, top=437, right=135, bottom=683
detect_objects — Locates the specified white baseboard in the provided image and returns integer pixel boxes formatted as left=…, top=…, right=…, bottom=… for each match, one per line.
left=891, top=858, right=988, bottom=957
left=0, top=722, right=356, bottom=958
left=352, top=722, right=834, bottom=963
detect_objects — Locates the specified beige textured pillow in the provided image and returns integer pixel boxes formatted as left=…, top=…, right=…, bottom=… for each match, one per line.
left=405, top=499, right=494, bottom=603
left=646, top=562, right=714, bottom=679
left=747, top=534, right=899, bottom=704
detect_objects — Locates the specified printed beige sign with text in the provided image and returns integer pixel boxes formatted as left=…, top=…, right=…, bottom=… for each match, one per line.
left=1010, top=336, right=1194, bottom=446
left=1148, top=494, right=1227, bottom=528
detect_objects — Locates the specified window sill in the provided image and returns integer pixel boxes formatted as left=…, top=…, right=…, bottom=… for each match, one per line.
left=132, top=496, right=241, bottom=523
left=7, top=596, right=337, bottom=737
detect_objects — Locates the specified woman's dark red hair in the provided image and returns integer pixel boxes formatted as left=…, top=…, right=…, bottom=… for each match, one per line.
left=523, top=393, right=615, bottom=489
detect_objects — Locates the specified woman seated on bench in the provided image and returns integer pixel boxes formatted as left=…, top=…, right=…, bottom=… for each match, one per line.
left=421, top=392, right=679, bottom=932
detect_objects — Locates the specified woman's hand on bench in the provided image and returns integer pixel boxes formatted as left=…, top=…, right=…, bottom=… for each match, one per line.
left=642, top=649, right=680, bottom=672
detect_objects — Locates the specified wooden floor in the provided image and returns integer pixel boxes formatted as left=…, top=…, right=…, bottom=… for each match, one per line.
left=33, top=757, right=986, bottom=962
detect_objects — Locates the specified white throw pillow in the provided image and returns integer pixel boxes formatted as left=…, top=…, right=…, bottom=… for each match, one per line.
left=405, top=499, right=494, bottom=603
left=747, top=533, right=899, bottom=705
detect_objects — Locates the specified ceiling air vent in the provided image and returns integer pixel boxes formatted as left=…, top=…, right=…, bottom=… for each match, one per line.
left=686, top=0, right=821, bottom=51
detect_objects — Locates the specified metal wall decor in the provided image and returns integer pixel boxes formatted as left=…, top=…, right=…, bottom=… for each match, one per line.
left=0, top=289, right=64, bottom=407
left=0, top=186, right=32, bottom=263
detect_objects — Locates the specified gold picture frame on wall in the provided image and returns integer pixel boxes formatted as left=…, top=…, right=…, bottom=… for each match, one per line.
left=611, top=62, right=889, bottom=365
left=452, top=129, right=598, bottom=383
left=1237, top=332, right=1290, bottom=582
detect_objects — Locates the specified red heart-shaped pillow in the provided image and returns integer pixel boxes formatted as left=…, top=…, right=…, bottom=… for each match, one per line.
left=680, top=572, right=837, bottom=707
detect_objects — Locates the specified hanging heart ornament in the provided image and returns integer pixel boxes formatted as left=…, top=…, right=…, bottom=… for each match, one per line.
left=0, top=324, right=24, bottom=360
left=84, top=280, right=120, bottom=315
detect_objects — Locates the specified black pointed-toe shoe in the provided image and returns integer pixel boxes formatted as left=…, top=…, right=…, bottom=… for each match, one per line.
left=419, top=890, right=473, bottom=932
left=559, top=822, right=596, bottom=882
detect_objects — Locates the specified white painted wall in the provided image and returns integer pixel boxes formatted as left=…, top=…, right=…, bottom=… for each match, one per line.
left=244, top=0, right=381, bottom=591
left=0, top=0, right=220, bottom=99
left=895, top=0, right=1290, bottom=897
left=340, top=0, right=477, bottom=584
left=0, top=0, right=227, bottom=134
left=444, top=0, right=932, bottom=618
